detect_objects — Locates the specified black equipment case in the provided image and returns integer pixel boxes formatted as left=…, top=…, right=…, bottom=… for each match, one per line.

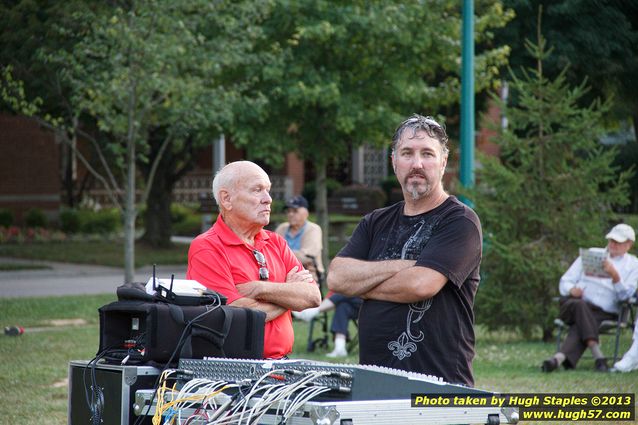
left=98, top=300, right=265, bottom=364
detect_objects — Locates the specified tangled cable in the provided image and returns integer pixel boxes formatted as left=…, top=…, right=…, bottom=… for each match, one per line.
left=150, top=368, right=333, bottom=424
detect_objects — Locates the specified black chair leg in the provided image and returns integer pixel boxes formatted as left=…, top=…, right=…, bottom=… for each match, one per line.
left=307, top=318, right=317, bottom=352
left=612, top=321, right=622, bottom=365
left=306, top=312, right=330, bottom=353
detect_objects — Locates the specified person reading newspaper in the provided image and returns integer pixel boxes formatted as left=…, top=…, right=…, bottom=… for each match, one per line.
left=542, top=223, right=638, bottom=372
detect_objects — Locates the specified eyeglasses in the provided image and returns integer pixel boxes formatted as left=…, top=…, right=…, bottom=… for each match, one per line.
left=393, top=114, right=449, bottom=151
left=252, top=249, right=269, bottom=281
left=403, top=114, right=443, bottom=129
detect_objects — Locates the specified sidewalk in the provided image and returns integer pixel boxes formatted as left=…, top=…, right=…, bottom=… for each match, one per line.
left=0, top=256, right=187, bottom=298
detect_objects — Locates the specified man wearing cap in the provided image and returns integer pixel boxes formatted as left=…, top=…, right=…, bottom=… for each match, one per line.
left=187, top=161, right=321, bottom=359
left=276, top=195, right=362, bottom=358
left=542, top=223, right=638, bottom=372
left=275, top=195, right=324, bottom=280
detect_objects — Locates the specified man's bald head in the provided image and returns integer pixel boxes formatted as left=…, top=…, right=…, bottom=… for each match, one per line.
left=212, top=161, right=269, bottom=205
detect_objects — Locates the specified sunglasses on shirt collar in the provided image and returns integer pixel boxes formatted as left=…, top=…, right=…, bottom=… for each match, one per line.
left=252, top=249, right=269, bottom=281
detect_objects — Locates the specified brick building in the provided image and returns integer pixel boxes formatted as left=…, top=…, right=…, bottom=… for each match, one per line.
left=0, top=114, right=61, bottom=224
left=0, top=113, right=306, bottom=224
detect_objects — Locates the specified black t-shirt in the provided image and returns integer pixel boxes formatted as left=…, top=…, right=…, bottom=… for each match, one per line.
left=337, top=196, right=482, bottom=386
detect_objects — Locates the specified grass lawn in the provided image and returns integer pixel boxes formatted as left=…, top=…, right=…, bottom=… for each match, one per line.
left=0, top=262, right=51, bottom=271
left=0, top=295, right=636, bottom=425
left=1, top=232, right=636, bottom=424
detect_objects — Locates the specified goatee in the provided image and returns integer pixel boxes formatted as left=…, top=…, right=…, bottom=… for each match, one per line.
left=408, top=182, right=433, bottom=201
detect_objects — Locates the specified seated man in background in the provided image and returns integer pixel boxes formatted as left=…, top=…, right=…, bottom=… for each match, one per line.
left=542, top=223, right=638, bottom=372
left=276, top=195, right=362, bottom=357
left=187, top=161, right=321, bottom=360
left=275, top=195, right=324, bottom=280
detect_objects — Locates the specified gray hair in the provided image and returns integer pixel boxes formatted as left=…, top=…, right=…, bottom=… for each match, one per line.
left=391, top=114, right=449, bottom=155
left=211, top=161, right=268, bottom=205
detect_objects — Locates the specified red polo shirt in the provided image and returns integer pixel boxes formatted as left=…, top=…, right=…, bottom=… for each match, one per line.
left=186, top=215, right=303, bottom=358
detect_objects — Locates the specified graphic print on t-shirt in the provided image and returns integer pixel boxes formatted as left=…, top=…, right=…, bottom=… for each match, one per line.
left=382, top=214, right=441, bottom=360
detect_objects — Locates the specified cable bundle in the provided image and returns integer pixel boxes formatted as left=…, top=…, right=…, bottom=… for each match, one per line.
left=150, top=368, right=333, bottom=424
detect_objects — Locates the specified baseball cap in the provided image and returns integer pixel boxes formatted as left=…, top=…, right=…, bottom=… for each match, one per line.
left=605, top=223, right=636, bottom=243
left=285, top=195, right=309, bottom=209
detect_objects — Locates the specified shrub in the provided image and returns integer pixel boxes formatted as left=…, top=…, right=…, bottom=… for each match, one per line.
left=24, top=208, right=47, bottom=228
left=0, top=226, right=66, bottom=243
left=170, top=203, right=203, bottom=236
left=0, top=208, right=14, bottom=227
left=465, top=38, right=631, bottom=340
left=170, top=204, right=191, bottom=224
left=172, top=214, right=205, bottom=236
left=0, top=226, right=21, bottom=243
left=79, top=208, right=121, bottom=234
left=59, top=208, right=81, bottom=233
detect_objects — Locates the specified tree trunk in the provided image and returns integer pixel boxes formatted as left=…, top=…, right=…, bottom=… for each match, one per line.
left=139, top=130, right=198, bottom=248
left=58, top=129, right=77, bottom=207
left=142, top=163, right=173, bottom=248
left=124, top=137, right=136, bottom=283
left=124, top=80, right=137, bottom=283
left=315, top=160, right=330, bottom=277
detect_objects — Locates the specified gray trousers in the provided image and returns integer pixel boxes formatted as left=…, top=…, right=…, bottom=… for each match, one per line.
left=559, top=297, right=616, bottom=368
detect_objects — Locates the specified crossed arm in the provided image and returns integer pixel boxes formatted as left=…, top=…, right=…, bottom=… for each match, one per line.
left=327, top=257, right=448, bottom=304
left=188, top=249, right=321, bottom=322
left=232, top=266, right=322, bottom=321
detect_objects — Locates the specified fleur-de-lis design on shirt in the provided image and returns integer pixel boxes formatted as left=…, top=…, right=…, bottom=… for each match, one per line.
left=387, top=332, right=417, bottom=360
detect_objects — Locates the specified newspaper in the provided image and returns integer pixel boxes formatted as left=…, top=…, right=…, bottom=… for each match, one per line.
left=579, top=247, right=610, bottom=278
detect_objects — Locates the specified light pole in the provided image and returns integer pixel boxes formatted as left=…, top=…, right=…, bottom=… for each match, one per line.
left=460, top=0, right=475, bottom=198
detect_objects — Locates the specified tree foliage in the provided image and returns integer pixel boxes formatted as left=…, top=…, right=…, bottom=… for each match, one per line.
left=466, top=33, right=633, bottom=339
left=496, top=1, right=638, bottom=144
left=2, top=0, right=271, bottom=279
left=0, top=1, right=110, bottom=206
left=231, top=0, right=513, bottom=267
left=495, top=2, right=638, bottom=212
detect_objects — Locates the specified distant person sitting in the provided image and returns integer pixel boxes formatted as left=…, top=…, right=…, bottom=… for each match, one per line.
left=542, top=224, right=638, bottom=372
left=275, top=195, right=361, bottom=357
left=294, top=292, right=362, bottom=358
left=275, top=195, right=324, bottom=281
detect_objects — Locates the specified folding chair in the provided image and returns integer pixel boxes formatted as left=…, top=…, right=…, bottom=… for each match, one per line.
left=306, top=292, right=361, bottom=353
left=554, top=297, right=636, bottom=364
left=306, top=306, right=360, bottom=353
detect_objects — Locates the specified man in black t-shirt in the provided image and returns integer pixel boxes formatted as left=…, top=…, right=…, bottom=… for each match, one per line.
left=327, top=114, right=482, bottom=387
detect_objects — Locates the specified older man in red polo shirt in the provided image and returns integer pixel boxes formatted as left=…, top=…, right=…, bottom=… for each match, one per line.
left=187, top=161, right=321, bottom=359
